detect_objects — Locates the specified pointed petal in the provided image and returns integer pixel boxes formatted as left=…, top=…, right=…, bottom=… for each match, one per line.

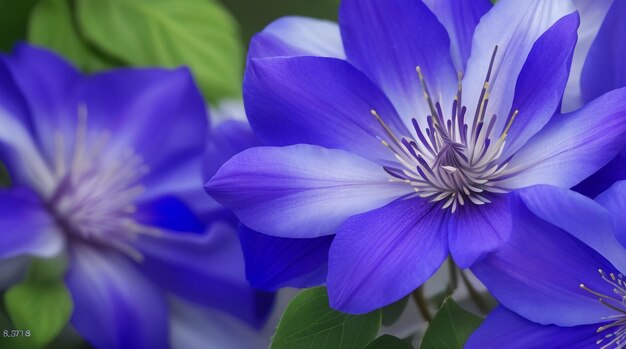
left=595, top=180, right=626, bottom=249
left=328, top=198, right=447, bottom=314
left=339, top=0, right=457, bottom=124
left=244, top=56, right=408, bottom=165
left=465, top=306, right=602, bottom=349
left=501, top=13, right=579, bottom=158
left=249, top=16, right=345, bottom=59
left=204, top=120, right=261, bottom=181
left=574, top=148, right=626, bottom=198
left=463, top=0, right=575, bottom=130
left=501, top=88, right=626, bottom=189
left=206, top=144, right=412, bottom=238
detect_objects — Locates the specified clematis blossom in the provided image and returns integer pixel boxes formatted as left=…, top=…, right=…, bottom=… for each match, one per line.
left=206, top=0, right=626, bottom=313
left=466, top=184, right=626, bottom=349
left=0, top=44, right=272, bottom=349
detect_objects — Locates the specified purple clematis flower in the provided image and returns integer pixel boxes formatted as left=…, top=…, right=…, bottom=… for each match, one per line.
left=205, top=0, right=626, bottom=314
left=567, top=0, right=626, bottom=197
left=466, top=183, right=626, bottom=348
left=0, top=44, right=272, bottom=349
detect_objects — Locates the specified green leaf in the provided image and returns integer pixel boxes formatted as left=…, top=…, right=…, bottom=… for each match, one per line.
left=270, top=287, right=381, bottom=349
left=219, top=0, right=339, bottom=46
left=0, top=0, right=40, bottom=52
left=365, top=335, right=414, bottom=349
left=76, top=0, right=243, bottom=102
left=28, top=0, right=117, bottom=72
left=3, top=258, right=72, bottom=348
left=382, top=296, right=409, bottom=326
left=419, top=298, right=483, bottom=349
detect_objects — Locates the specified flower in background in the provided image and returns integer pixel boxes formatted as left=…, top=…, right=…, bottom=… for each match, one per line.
left=565, top=0, right=626, bottom=197
left=206, top=0, right=626, bottom=314
left=466, top=184, right=626, bottom=348
left=0, top=44, right=272, bottom=349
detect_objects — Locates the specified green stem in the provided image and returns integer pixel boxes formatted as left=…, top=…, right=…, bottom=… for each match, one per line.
left=460, top=270, right=489, bottom=314
left=412, top=286, right=432, bottom=322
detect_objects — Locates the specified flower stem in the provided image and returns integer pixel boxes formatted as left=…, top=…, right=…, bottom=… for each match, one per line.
left=460, top=270, right=489, bottom=314
left=412, top=286, right=432, bottom=322
left=448, top=258, right=458, bottom=290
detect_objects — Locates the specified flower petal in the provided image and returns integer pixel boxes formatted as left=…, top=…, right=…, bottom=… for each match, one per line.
left=472, top=193, right=617, bottom=326
left=595, top=180, right=626, bottom=249
left=581, top=0, right=626, bottom=104
left=169, top=297, right=269, bottom=349
left=574, top=148, right=626, bottom=197
left=500, top=87, right=626, bottom=189
left=422, top=0, right=492, bottom=71
left=339, top=0, right=457, bottom=124
left=463, top=0, right=575, bottom=130
left=248, top=16, right=345, bottom=59
left=501, top=12, right=579, bottom=158
left=518, top=185, right=626, bottom=273
left=71, top=67, right=208, bottom=203
left=204, top=120, right=261, bottom=181
left=239, top=225, right=333, bottom=291
left=328, top=197, right=448, bottom=314
left=465, top=306, right=601, bottom=349
left=134, top=222, right=274, bottom=328
left=0, top=187, right=63, bottom=259
left=447, top=194, right=513, bottom=268
left=0, top=44, right=81, bottom=165
left=66, top=245, right=169, bottom=349
left=206, top=144, right=412, bottom=238
left=244, top=56, right=408, bottom=165
left=562, top=0, right=613, bottom=112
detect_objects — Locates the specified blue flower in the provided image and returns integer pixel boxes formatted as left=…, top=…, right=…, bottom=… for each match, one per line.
left=0, top=44, right=272, bottom=349
left=205, top=0, right=626, bottom=314
left=466, top=183, right=626, bottom=348
left=568, top=0, right=626, bottom=197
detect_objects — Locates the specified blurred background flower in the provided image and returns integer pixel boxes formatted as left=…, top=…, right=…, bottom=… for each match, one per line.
left=0, top=0, right=341, bottom=348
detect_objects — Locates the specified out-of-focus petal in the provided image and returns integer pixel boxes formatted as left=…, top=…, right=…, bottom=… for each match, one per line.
left=206, top=144, right=412, bottom=238
left=328, top=197, right=447, bottom=314
left=66, top=245, right=169, bottom=349
left=204, top=120, right=261, bottom=181
left=0, top=187, right=63, bottom=259
left=249, top=16, right=345, bottom=59
left=134, top=222, right=274, bottom=328
left=595, top=180, right=626, bottom=248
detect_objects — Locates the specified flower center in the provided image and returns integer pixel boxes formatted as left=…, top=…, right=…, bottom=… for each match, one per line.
left=46, top=104, right=158, bottom=260
left=373, top=47, right=516, bottom=213
left=580, top=269, right=626, bottom=348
